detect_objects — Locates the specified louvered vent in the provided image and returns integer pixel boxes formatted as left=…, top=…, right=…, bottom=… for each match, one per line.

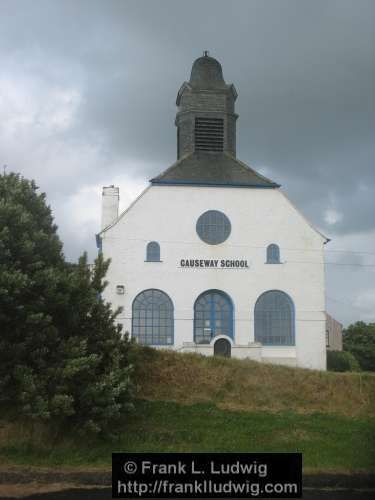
left=194, top=118, right=224, bottom=152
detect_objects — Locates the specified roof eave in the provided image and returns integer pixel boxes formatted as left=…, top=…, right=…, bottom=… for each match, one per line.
left=150, top=179, right=280, bottom=188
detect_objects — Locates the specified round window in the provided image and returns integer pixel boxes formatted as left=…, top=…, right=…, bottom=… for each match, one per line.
left=196, top=210, right=231, bottom=245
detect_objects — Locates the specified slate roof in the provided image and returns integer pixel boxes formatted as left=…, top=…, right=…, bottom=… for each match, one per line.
left=189, top=54, right=227, bottom=90
left=150, top=152, right=280, bottom=188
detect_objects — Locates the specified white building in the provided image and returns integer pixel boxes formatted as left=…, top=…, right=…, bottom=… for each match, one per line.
left=97, top=53, right=329, bottom=370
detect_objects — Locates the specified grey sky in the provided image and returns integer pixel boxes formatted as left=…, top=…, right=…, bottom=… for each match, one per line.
left=1, top=0, right=374, bottom=326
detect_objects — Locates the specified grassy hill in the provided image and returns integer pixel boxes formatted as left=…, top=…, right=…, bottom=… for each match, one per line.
left=135, top=347, right=375, bottom=417
left=1, top=347, right=375, bottom=472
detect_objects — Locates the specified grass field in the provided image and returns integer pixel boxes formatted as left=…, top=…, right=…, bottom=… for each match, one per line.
left=1, top=348, right=374, bottom=472
left=1, top=400, right=374, bottom=472
left=134, top=348, right=375, bottom=418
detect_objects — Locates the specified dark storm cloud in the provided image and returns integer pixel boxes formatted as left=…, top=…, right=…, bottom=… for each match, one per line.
left=1, top=0, right=374, bottom=324
left=26, top=0, right=375, bottom=234
left=2, top=1, right=374, bottom=205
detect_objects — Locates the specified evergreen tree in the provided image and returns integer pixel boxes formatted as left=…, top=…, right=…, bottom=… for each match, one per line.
left=0, top=173, right=133, bottom=434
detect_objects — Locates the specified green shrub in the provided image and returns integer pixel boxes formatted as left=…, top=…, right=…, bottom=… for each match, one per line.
left=343, top=322, right=375, bottom=371
left=327, top=350, right=361, bottom=372
left=0, top=173, right=134, bottom=436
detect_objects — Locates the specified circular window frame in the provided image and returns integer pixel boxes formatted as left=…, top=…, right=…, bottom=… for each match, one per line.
left=196, top=210, right=231, bottom=245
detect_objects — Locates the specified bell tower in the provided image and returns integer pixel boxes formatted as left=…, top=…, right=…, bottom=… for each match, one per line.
left=151, top=52, right=278, bottom=188
left=175, top=52, right=238, bottom=159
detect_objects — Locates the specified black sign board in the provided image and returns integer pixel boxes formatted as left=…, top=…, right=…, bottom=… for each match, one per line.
left=113, top=452, right=302, bottom=498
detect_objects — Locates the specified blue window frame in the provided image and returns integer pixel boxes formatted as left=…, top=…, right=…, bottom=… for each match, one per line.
left=196, top=210, right=231, bottom=245
left=254, top=290, right=295, bottom=345
left=266, top=244, right=280, bottom=264
left=194, top=290, right=233, bottom=344
left=146, top=241, right=160, bottom=262
left=132, top=289, right=174, bottom=345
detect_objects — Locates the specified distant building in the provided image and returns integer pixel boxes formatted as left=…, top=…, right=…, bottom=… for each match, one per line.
left=96, top=53, right=329, bottom=370
left=326, top=313, right=343, bottom=351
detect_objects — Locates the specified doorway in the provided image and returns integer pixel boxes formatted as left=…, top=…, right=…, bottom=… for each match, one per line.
left=214, top=338, right=231, bottom=357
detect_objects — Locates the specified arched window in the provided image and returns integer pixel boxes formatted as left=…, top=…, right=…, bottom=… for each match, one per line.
left=254, top=290, right=295, bottom=345
left=132, top=289, right=173, bottom=345
left=194, top=290, right=233, bottom=344
left=146, top=241, right=160, bottom=262
left=266, top=244, right=280, bottom=264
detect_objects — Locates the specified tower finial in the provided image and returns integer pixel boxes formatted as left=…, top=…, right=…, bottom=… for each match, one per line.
left=203, top=50, right=209, bottom=57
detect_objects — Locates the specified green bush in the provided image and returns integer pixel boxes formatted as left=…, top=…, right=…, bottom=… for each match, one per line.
left=327, top=350, right=361, bottom=372
left=343, top=322, right=375, bottom=371
left=0, top=173, right=134, bottom=436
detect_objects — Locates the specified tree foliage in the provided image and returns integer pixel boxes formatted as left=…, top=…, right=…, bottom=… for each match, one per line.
left=326, top=350, right=360, bottom=372
left=343, top=321, right=375, bottom=372
left=0, top=173, right=133, bottom=435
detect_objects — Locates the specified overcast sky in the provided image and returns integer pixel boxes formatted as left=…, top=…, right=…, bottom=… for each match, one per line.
left=1, top=0, right=374, bottom=326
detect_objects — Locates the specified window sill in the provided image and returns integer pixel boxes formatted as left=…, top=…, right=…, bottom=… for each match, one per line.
left=144, top=260, right=163, bottom=263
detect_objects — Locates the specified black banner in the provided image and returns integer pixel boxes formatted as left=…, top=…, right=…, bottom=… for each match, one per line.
left=112, top=452, right=302, bottom=498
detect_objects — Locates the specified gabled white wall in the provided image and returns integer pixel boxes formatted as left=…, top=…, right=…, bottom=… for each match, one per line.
left=100, top=184, right=327, bottom=370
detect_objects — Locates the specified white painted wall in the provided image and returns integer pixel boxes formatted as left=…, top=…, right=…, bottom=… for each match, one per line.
left=100, top=184, right=327, bottom=370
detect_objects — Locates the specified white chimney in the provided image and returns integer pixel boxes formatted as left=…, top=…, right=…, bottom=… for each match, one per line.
left=101, top=185, right=119, bottom=230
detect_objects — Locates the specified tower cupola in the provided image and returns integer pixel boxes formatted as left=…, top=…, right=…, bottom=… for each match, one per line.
left=189, top=52, right=226, bottom=89
left=151, top=53, right=278, bottom=189
left=176, top=51, right=238, bottom=159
